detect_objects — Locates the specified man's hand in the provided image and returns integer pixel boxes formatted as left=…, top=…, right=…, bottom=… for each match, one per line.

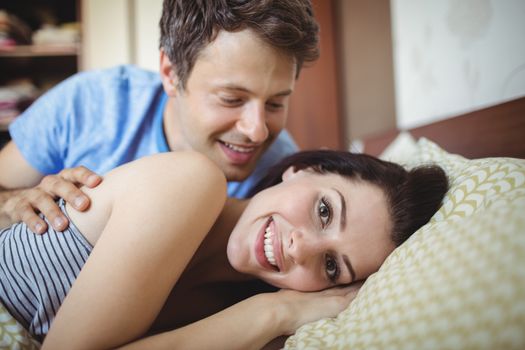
left=1, top=166, right=102, bottom=233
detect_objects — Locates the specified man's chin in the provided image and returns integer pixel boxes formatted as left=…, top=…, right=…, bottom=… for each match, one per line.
left=222, top=166, right=255, bottom=182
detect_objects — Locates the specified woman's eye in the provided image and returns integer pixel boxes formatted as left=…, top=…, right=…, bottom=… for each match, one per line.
left=318, top=197, right=332, bottom=228
left=325, top=254, right=339, bottom=282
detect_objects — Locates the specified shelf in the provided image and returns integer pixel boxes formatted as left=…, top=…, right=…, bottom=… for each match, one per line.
left=0, top=124, right=11, bottom=132
left=0, top=44, right=79, bottom=58
left=0, top=115, right=17, bottom=131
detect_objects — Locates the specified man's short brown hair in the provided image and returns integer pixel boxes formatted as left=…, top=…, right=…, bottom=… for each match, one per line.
left=159, top=0, right=319, bottom=89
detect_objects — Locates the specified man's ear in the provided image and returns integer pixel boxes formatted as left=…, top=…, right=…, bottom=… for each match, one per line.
left=159, top=49, right=179, bottom=97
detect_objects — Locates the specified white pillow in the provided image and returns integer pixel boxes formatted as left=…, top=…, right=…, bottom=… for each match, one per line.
left=378, top=131, right=418, bottom=164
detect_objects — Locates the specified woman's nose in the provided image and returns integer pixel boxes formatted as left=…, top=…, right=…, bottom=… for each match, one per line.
left=287, top=229, right=319, bottom=265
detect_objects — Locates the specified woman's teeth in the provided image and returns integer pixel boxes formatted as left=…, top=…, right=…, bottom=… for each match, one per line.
left=264, top=225, right=277, bottom=267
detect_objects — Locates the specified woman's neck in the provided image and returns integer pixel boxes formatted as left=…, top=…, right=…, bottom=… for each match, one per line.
left=182, top=197, right=253, bottom=286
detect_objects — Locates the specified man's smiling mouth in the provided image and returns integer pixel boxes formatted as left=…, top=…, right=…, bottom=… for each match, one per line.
left=218, top=140, right=260, bottom=166
left=219, top=140, right=256, bottom=153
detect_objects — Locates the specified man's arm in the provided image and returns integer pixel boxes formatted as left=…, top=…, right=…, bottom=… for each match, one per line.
left=0, top=141, right=102, bottom=231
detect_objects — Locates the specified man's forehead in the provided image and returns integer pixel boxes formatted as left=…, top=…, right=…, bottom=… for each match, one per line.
left=212, top=82, right=293, bottom=97
left=197, top=28, right=296, bottom=70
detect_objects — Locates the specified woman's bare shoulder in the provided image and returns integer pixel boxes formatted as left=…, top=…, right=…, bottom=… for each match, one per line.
left=68, top=151, right=227, bottom=245
left=114, top=151, right=226, bottom=192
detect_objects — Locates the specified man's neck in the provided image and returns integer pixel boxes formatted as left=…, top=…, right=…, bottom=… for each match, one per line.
left=183, top=198, right=253, bottom=285
left=162, top=97, right=186, bottom=152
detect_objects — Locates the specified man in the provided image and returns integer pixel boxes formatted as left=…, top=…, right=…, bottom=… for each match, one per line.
left=0, top=0, right=319, bottom=233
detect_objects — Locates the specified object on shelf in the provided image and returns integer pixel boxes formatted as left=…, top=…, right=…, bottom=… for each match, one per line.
left=32, top=22, right=80, bottom=47
left=0, top=79, right=39, bottom=130
left=0, top=10, right=32, bottom=48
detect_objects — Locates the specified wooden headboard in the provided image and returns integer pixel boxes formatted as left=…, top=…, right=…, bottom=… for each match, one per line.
left=362, top=97, right=525, bottom=159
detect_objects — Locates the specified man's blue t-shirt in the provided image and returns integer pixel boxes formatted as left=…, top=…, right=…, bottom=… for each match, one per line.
left=9, top=65, right=298, bottom=198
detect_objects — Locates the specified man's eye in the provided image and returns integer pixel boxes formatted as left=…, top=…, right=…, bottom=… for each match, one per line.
left=266, top=102, right=283, bottom=111
left=318, top=197, right=332, bottom=228
left=220, top=97, right=242, bottom=106
left=325, top=254, right=339, bottom=282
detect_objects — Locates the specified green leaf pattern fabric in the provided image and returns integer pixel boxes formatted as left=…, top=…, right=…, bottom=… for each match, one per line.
left=0, top=307, right=39, bottom=349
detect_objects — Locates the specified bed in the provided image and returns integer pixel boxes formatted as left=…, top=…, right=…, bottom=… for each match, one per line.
left=284, top=97, right=525, bottom=349
left=1, top=97, right=524, bottom=349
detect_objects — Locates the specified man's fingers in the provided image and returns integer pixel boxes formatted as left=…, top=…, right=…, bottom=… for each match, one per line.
left=58, top=166, right=102, bottom=188
left=86, top=173, right=103, bottom=188
left=3, top=167, right=97, bottom=233
left=40, top=174, right=90, bottom=211
left=20, top=190, right=69, bottom=231
left=31, top=195, right=69, bottom=231
left=16, top=201, right=48, bottom=234
left=4, top=167, right=100, bottom=233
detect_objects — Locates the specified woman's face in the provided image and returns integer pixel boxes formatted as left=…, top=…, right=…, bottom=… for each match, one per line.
left=227, top=168, right=396, bottom=292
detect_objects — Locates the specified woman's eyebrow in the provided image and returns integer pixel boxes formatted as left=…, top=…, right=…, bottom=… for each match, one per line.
left=334, top=188, right=347, bottom=231
left=343, top=254, right=356, bottom=283
left=333, top=188, right=354, bottom=282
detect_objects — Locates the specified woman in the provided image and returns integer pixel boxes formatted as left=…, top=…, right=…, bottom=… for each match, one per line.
left=0, top=150, right=448, bottom=349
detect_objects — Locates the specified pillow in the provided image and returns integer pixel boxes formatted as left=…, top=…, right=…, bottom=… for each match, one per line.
left=285, top=138, right=525, bottom=350
left=378, top=131, right=419, bottom=164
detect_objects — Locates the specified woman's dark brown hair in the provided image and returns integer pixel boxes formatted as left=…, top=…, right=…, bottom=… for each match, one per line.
left=159, top=0, right=319, bottom=89
left=249, top=150, right=449, bottom=246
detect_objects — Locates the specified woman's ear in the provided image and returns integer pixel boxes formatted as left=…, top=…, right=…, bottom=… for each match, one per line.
left=159, top=49, right=179, bottom=97
left=282, top=166, right=316, bottom=182
left=282, top=166, right=299, bottom=182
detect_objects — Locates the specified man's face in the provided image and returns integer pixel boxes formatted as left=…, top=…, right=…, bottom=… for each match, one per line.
left=161, top=29, right=296, bottom=181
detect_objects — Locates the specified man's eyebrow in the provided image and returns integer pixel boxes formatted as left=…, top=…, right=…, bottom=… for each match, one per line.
left=343, top=254, right=356, bottom=283
left=273, top=89, right=293, bottom=97
left=220, top=84, right=292, bottom=97
left=221, top=84, right=250, bottom=93
left=334, top=188, right=346, bottom=231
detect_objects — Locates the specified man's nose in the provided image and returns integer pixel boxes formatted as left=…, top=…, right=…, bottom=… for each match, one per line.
left=287, top=229, right=320, bottom=266
left=236, top=102, right=269, bottom=143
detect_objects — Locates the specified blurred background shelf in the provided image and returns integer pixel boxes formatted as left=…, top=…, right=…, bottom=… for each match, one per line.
left=0, top=44, right=79, bottom=57
left=0, top=0, right=81, bottom=147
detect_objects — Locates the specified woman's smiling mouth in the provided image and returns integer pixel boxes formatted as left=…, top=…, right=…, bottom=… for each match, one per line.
left=264, top=222, right=278, bottom=267
left=255, top=216, right=280, bottom=271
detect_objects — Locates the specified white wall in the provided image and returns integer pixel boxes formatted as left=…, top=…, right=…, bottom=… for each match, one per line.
left=82, top=0, right=133, bottom=70
left=81, top=0, right=162, bottom=72
left=391, top=0, right=525, bottom=129
left=133, top=0, right=163, bottom=71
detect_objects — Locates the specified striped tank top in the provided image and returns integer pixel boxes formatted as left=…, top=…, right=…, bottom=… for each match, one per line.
left=0, top=199, right=92, bottom=339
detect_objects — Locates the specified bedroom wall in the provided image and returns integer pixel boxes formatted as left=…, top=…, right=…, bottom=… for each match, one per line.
left=336, top=0, right=397, bottom=144
left=82, top=0, right=134, bottom=70
left=81, top=0, right=162, bottom=71
left=391, top=0, right=525, bottom=129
